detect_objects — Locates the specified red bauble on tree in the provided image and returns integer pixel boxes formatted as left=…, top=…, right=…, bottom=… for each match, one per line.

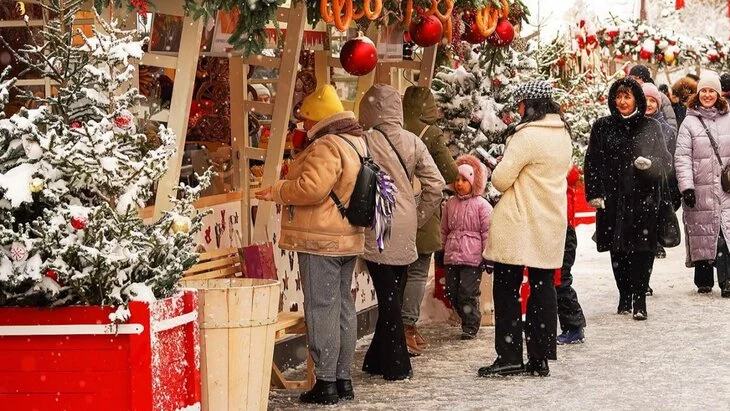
left=409, top=15, right=443, bottom=47
left=487, top=19, right=515, bottom=47
left=44, top=269, right=58, bottom=282
left=340, top=37, right=378, bottom=76
left=639, top=49, right=653, bottom=60
left=462, top=13, right=487, bottom=44
left=70, top=216, right=89, bottom=230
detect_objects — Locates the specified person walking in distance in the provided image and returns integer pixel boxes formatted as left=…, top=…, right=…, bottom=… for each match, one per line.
left=674, top=74, right=730, bottom=297
left=584, top=78, right=672, bottom=321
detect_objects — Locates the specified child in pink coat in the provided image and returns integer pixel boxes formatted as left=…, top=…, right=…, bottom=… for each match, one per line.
left=441, top=154, right=493, bottom=339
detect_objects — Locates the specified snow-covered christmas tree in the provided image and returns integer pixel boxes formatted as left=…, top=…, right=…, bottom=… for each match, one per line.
left=432, top=45, right=540, bottom=154
left=0, top=0, right=208, bottom=317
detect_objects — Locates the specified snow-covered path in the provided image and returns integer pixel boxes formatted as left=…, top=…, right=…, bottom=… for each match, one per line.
left=269, top=224, right=730, bottom=410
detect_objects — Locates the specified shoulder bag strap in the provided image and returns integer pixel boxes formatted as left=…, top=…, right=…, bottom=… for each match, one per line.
left=328, top=134, right=366, bottom=218
left=374, top=125, right=411, bottom=181
left=698, top=117, right=724, bottom=167
left=418, top=124, right=430, bottom=139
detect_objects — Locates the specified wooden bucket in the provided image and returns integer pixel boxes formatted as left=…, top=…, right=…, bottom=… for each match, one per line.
left=182, top=278, right=280, bottom=411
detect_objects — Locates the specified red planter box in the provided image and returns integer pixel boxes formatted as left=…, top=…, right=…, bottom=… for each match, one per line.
left=0, top=290, right=201, bottom=411
left=574, top=181, right=596, bottom=226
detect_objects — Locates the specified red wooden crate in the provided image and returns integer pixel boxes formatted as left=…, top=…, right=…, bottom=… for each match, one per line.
left=0, top=290, right=201, bottom=411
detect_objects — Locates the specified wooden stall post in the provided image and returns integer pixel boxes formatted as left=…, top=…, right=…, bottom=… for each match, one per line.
left=151, top=1, right=205, bottom=221
left=251, top=2, right=307, bottom=244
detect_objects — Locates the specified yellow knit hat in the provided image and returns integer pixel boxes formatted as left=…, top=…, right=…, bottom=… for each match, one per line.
left=298, top=84, right=344, bottom=122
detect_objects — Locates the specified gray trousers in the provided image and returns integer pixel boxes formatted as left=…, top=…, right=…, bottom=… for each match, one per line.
left=401, top=253, right=433, bottom=326
left=298, top=253, right=357, bottom=381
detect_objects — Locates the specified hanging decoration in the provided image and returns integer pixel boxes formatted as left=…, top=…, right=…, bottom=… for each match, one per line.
left=340, top=36, right=378, bottom=76
left=409, top=15, right=443, bottom=47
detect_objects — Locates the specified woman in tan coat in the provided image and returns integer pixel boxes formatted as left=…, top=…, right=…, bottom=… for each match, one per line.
left=358, top=84, right=445, bottom=381
left=255, top=85, right=364, bottom=405
left=481, top=81, right=572, bottom=378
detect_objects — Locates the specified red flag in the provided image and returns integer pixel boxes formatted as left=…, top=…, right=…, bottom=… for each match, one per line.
left=676, top=0, right=685, bottom=10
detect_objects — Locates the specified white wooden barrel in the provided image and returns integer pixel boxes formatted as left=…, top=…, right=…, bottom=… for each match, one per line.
left=182, top=278, right=280, bottom=411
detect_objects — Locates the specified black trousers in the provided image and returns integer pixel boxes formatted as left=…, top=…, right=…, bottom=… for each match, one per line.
left=362, top=261, right=412, bottom=379
left=493, top=263, right=557, bottom=364
left=557, top=226, right=587, bottom=332
left=445, top=265, right=482, bottom=335
left=609, top=250, right=654, bottom=311
left=694, top=233, right=730, bottom=289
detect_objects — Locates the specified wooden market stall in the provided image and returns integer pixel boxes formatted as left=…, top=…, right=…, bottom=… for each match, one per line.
left=1, top=0, right=506, bottom=405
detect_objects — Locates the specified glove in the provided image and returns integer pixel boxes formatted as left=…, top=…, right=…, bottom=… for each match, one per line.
left=634, top=156, right=652, bottom=170
left=588, top=197, right=605, bottom=209
left=683, top=189, right=696, bottom=208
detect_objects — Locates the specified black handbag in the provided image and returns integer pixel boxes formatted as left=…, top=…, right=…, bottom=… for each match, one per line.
left=699, top=117, right=730, bottom=193
left=657, top=173, right=681, bottom=248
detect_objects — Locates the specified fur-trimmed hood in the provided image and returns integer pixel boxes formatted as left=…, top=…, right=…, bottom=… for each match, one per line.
left=608, top=78, right=647, bottom=125
left=455, top=154, right=488, bottom=196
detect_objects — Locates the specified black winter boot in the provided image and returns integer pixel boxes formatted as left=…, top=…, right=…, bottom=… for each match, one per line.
left=336, top=379, right=354, bottom=400
left=299, top=380, right=339, bottom=405
left=617, top=294, right=632, bottom=315
left=477, top=360, right=524, bottom=377
left=633, top=295, right=647, bottom=321
left=525, top=358, right=550, bottom=377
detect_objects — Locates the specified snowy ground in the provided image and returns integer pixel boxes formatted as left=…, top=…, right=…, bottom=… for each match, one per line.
left=269, top=223, right=730, bottom=410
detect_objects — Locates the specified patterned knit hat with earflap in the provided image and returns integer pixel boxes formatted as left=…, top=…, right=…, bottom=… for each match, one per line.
left=513, top=81, right=554, bottom=104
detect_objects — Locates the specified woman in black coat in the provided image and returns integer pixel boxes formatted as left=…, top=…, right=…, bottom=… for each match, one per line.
left=584, top=78, right=672, bottom=320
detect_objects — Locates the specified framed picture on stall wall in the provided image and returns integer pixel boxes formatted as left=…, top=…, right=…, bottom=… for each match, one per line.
left=149, top=13, right=183, bottom=53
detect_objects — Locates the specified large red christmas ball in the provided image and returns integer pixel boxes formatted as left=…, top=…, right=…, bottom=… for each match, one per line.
left=639, top=49, right=653, bottom=60
left=487, top=19, right=515, bottom=47
left=340, top=37, right=378, bottom=76
left=462, top=13, right=487, bottom=44
left=409, top=15, right=443, bottom=47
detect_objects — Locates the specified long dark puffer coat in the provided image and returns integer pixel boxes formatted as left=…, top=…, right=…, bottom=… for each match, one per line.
left=584, top=78, right=673, bottom=253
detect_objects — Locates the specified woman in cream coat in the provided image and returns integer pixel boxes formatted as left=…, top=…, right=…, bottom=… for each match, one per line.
left=480, top=81, right=572, bottom=378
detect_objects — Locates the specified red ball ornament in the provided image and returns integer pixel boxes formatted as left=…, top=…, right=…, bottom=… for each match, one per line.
left=487, top=19, right=515, bottom=47
left=615, top=52, right=624, bottom=59
left=409, top=15, right=443, bottom=47
left=607, top=29, right=620, bottom=38
left=639, top=49, right=653, bottom=60
left=462, top=14, right=487, bottom=44
left=44, top=269, right=58, bottom=282
left=70, top=216, right=88, bottom=230
left=340, top=37, right=378, bottom=76
left=70, top=121, right=82, bottom=129
left=492, top=78, right=502, bottom=87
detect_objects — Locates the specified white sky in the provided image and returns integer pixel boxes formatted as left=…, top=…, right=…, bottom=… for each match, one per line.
left=521, top=0, right=638, bottom=40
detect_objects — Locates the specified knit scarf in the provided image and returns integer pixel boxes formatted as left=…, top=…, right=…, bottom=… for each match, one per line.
left=308, top=117, right=363, bottom=142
